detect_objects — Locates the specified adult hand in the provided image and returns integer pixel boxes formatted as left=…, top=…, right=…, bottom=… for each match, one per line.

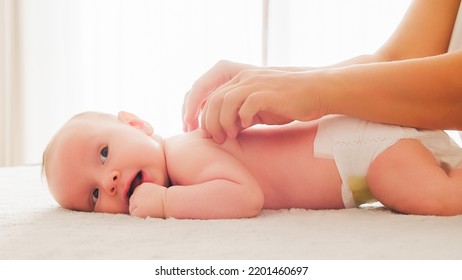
left=200, top=68, right=326, bottom=143
left=182, top=60, right=256, bottom=132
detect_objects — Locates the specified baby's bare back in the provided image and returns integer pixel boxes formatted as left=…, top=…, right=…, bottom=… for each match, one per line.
left=167, top=121, right=344, bottom=210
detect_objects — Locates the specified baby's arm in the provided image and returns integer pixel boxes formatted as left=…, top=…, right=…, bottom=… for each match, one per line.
left=130, top=141, right=265, bottom=219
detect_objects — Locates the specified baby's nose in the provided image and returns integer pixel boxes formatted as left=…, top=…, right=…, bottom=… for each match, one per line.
left=112, top=171, right=119, bottom=182
left=103, top=170, right=121, bottom=195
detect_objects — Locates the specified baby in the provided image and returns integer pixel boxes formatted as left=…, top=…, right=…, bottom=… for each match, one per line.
left=42, top=111, right=462, bottom=219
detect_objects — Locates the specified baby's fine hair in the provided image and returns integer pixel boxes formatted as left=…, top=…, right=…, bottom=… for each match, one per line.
left=41, top=111, right=116, bottom=178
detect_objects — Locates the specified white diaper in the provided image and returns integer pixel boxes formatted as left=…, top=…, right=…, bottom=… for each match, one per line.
left=314, top=115, right=462, bottom=208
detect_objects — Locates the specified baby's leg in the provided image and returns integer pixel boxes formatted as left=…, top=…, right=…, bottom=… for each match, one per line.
left=367, top=139, right=462, bottom=216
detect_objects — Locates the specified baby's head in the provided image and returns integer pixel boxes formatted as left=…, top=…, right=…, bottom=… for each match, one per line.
left=43, top=111, right=169, bottom=214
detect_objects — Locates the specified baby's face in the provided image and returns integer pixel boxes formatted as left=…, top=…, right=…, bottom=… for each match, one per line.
left=46, top=114, right=168, bottom=214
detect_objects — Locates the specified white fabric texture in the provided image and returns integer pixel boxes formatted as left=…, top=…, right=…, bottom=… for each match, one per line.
left=2, top=165, right=462, bottom=259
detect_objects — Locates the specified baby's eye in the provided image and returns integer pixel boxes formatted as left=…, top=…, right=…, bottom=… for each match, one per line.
left=92, top=188, right=99, bottom=203
left=100, top=146, right=109, bottom=164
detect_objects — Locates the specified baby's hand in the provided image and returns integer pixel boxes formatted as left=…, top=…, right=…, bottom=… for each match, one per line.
left=129, top=182, right=167, bottom=218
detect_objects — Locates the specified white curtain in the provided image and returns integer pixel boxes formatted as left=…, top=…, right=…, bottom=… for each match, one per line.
left=0, top=0, right=23, bottom=166
left=267, top=0, right=411, bottom=66
left=18, top=0, right=263, bottom=166
left=2, top=0, right=413, bottom=166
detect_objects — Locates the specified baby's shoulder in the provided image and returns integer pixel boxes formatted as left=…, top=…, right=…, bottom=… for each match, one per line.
left=164, top=130, right=226, bottom=163
left=166, top=130, right=214, bottom=150
left=163, top=130, right=237, bottom=183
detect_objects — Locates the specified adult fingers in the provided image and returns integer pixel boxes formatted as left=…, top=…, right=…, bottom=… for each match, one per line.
left=182, top=62, right=229, bottom=132
left=219, top=86, right=254, bottom=138
left=238, top=91, right=268, bottom=129
left=201, top=80, right=245, bottom=143
left=201, top=88, right=227, bottom=144
left=182, top=90, right=200, bottom=132
left=183, top=61, right=257, bottom=133
left=239, top=91, right=297, bottom=127
left=182, top=76, right=215, bottom=132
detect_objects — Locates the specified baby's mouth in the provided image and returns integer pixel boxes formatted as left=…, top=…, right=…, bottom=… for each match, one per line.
left=128, top=171, right=143, bottom=198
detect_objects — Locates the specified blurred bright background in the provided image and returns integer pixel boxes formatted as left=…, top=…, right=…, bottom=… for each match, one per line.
left=1, top=0, right=412, bottom=166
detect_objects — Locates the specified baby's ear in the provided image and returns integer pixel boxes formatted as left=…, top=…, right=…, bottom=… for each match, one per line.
left=118, top=111, right=154, bottom=136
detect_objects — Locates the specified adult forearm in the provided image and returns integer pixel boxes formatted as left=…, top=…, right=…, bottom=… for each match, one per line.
left=322, top=51, right=462, bottom=130
left=268, top=54, right=387, bottom=72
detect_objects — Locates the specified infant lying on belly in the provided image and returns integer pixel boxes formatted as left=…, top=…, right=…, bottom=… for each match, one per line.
left=42, top=111, right=462, bottom=219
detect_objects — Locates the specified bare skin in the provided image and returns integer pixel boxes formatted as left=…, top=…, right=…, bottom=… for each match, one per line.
left=45, top=112, right=462, bottom=219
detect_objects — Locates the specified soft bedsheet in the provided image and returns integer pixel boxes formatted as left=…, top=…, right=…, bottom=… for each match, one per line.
left=1, top=165, right=462, bottom=259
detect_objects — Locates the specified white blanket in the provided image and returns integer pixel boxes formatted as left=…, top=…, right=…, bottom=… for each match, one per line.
left=1, top=165, right=462, bottom=259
